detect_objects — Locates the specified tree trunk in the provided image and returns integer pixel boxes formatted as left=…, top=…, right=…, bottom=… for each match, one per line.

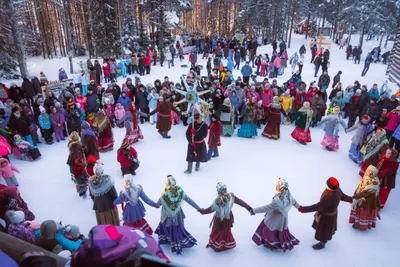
left=63, top=0, right=74, bottom=74
left=379, top=32, right=385, bottom=46
left=6, top=0, right=29, bottom=78
left=158, top=0, right=165, bottom=50
left=305, top=14, right=310, bottom=40
left=288, top=0, right=296, bottom=48
left=359, top=23, right=366, bottom=49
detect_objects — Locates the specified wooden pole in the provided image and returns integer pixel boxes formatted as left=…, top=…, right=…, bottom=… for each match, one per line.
left=0, top=232, right=67, bottom=267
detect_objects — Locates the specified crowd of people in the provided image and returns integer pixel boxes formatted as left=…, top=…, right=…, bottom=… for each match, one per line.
left=0, top=34, right=398, bottom=266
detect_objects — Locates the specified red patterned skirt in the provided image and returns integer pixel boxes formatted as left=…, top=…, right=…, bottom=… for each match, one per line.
left=291, top=127, right=312, bottom=143
left=123, top=218, right=153, bottom=235
left=349, top=208, right=379, bottom=231
left=320, top=134, right=339, bottom=150
left=206, top=218, right=236, bottom=252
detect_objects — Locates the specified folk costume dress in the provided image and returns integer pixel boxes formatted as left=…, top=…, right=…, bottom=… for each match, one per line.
left=118, top=103, right=144, bottom=146
left=252, top=178, right=300, bottom=252
left=319, top=107, right=347, bottom=151
left=262, top=96, right=287, bottom=140
left=359, top=129, right=389, bottom=177
left=96, top=110, right=114, bottom=152
left=81, top=121, right=99, bottom=160
left=149, top=100, right=181, bottom=138
left=350, top=166, right=381, bottom=231
left=346, top=118, right=374, bottom=165
left=185, top=117, right=208, bottom=172
left=88, top=164, right=119, bottom=226
left=237, top=102, right=258, bottom=138
left=201, top=182, right=252, bottom=252
left=66, top=131, right=85, bottom=180
left=113, top=174, right=157, bottom=234
left=155, top=176, right=201, bottom=255
left=207, top=116, right=222, bottom=159
left=376, top=148, right=399, bottom=208
left=290, top=103, right=313, bottom=144
left=217, top=98, right=235, bottom=136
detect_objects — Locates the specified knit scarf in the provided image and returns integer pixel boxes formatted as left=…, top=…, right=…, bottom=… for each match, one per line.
left=89, top=174, right=114, bottom=197
left=161, top=186, right=186, bottom=218
left=123, top=184, right=141, bottom=206
left=363, top=130, right=389, bottom=160
left=212, top=192, right=234, bottom=220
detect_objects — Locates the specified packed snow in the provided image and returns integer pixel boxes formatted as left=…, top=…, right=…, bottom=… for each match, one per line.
left=3, top=34, right=400, bottom=267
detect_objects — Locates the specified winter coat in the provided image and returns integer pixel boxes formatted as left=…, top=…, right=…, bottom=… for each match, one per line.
left=310, top=95, right=326, bottom=112
left=229, top=92, right=241, bottom=112
left=279, top=95, right=293, bottom=112
left=227, top=57, right=234, bottom=72
left=368, top=90, right=380, bottom=101
left=144, top=55, right=151, bottom=66
left=208, top=121, right=222, bottom=149
left=75, top=96, right=87, bottom=112
left=279, top=42, right=286, bottom=52
left=320, top=115, right=347, bottom=137
left=102, top=64, right=111, bottom=75
left=378, top=157, right=399, bottom=189
left=362, top=103, right=380, bottom=122
left=385, top=112, right=399, bottom=132
left=0, top=158, right=18, bottom=179
left=86, top=93, right=100, bottom=113
left=332, top=73, right=341, bottom=88
left=8, top=86, right=24, bottom=102
left=117, top=148, right=138, bottom=168
left=346, top=121, right=374, bottom=146
left=273, top=57, right=282, bottom=68
left=241, top=65, right=253, bottom=77
left=8, top=114, right=31, bottom=137
left=299, top=45, right=306, bottom=55
left=59, top=71, right=68, bottom=81
left=50, top=110, right=64, bottom=131
left=314, top=56, right=322, bottom=67
left=318, top=74, right=330, bottom=88
left=21, top=79, right=35, bottom=97
left=8, top=221, right=35, bottom=243
left=55, top=229, right=82, bottom=252
left=147, top=92, right=159, bottom=109
left=31, top=77, right=42, bottom=95
left=38, top=113, right=52, bottom=130
left=261, top=89, right=274, bottom=108
left=0, top=136, right=12, bottom=157
left=118, top=95, right=131, bottom=111
left=235, top=51, right=241, bottom=62
left=110, top=62, right=117, bottom=74
left=135, top=90, right=148, bottom=109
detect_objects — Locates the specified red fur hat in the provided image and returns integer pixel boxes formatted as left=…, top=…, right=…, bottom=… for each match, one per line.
left=87, top=155, right=96, bottom=164
left=327, top=177, right=339, bottom=190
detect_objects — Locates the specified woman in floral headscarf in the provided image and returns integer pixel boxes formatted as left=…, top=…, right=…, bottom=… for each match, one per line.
left=359, top=128, right=389, bottom=177
left=67, top=131, right=84, bottom=181
left=262, top=96, right=287, bottom=139
left=81, top=121, right=99, bottom=160
left=96, top=109, right=114, bottom=152
left=199, top=182, right=253, bottom=252
left=155, top=175, right=201, bottom=255
left=319, top=106, right=347, bottom=151
left=251, top=178, right=300, bottom=252
left=376, top=148, right=399, bottom=209
left=350, top=165, right=381, bottom=231
left=290, top=101, right=313, bottom=145
left=113, top=174, right=158, bottom=234
left=118, top=102, right=144, bottom=146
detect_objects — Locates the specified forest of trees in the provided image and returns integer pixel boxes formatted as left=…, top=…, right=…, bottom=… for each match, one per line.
left=0, top=0, right=399, bottom=77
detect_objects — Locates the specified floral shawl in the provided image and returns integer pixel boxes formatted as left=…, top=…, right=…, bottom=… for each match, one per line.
left=364, top=130, right=389, bottom=160
left=212, top=183, right=235, bottom=220
left=161, top=186, right=186, bottom=218
left=353, top=166, right=380, bottom=208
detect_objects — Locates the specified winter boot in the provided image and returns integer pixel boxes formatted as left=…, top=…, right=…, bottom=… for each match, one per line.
left=312, top=242, right=326, bottom=250
left=163, top=131, right=171, bottom=139
left=158, top=130, right=164, bottom=137
left=195, top=162, right=200, bottom=171
left=184, top=162, right=193, bottom=174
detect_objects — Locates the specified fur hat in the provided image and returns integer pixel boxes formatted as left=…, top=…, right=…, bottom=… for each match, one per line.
left=40, top=220, right=57, bottom=239
left=64, top=224, right=80, bottom=239
left=6, top=210, right=25, bottom=224
left=87, top=155, right=97, bottom=164
left=327, top=177, right=339, bottom=190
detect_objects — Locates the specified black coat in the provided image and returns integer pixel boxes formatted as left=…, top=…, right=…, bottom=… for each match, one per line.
left=22, top=79, right=35, bottom=97
left=186, top=121, right=208, bottom=163
left=299, top=45, right=306, bottom=55
left=348, top=95, right=362, bottom=116
left=332, top=73, right=341, bottom=88
left=8, top=114, right=31, bottom=136
left=66, top=108, right=82, bottom=134
left=323, top=50, right=330, bottom=61
left=382, top=99, right=399, bottom=112
left=135, top=90, right=148, bottom=109
left=94, top=63, right=102, bottom=81
left=318, top=74, right=330, bottom=88
left=8, top=86, right=24, bottom=102
left=44, top=96, right=59, bottom=113
left=314, top=56, right=322, bottom=67
left=362, top=103, right=380, bottom=122
left=112, top=85, right=121, bottom=104
left=92, top=186, right=118, bottom=212
left=31, top=77, right=42, bottom=95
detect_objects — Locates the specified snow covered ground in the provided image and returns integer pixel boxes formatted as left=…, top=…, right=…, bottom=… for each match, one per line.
left=3, top=34, right=400, bottom=267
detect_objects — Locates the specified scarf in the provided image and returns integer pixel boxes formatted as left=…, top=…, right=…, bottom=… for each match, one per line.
left=273, top=178, right=292, bottom=217
left=363, top=130, right=389, bottom=160
left=353, top=166, right=379, bottom=208
left=270, top=96, right=282, bottom=109
left=89, top=174, right=114, bottom=197
left=68, top=132, right=80, bottom=148
left=97, top=114, right=108, bottom=133
left=123, top=180, right=141, bottom=206
left=161, top=176, right=185, bottom=218
left=212, top=182, right=234, bottom=220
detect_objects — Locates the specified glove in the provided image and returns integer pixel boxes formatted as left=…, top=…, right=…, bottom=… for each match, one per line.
left=298, top=206, right=304, bottom=213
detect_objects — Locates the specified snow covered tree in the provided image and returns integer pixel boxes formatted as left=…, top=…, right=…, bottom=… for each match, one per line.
left=89, top=0, right=122, bottom=58
left=122, top=0, right=142, bottom=53
left=0, top=35, right=17, bottom=74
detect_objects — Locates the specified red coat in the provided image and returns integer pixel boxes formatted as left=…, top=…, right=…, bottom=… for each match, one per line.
left=102, top=64, right=110, bottom=75
left=208, top=121, right=222, bottom=148
left=378, top=157, right=399, bottom=189
left=144, top=55, right=151, bottom=66
left=117, top=148, right=138, bottom=168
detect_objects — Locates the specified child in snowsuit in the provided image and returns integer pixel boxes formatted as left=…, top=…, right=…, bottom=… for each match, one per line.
left=6, top=210, right=35, bottom=243
left=55, top=224, right=84, bottom=252
left=117, top=142, right=139, bottom=176
left=0, top=158, right=20, bottom=186
left=50, top=106, right=65, bottom=142
left=104, top=98, right=115, bottom=128
left=38, top=106, right=54, bottom=144
left=114, top=103, right=125, bottom=128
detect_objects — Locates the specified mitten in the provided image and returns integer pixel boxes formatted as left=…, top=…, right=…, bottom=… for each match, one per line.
left=298, top=206, right=304, bottom=213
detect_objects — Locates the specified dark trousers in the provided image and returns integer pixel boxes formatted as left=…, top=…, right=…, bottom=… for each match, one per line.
left=207, top=147, right=219, bottom=159
left=42, top=128, right=53, bottom=143
left=354, top=58, right=360, bottom=64
left=26, top=96, right=34, bottom=107
left=145, top=66, right=150, bottom=74
left=386, top=129, right=394, bottom=140
left=348, top=115, right=358, bottom=128
left=234, top=61, right=240, bottom=70
left=390, top=136, right=400, bottom=152
left=311, top=54, right=315, bottom=63
left=299, top=64, right=303, bottom=74
left=243, top=76, right=250, bottom=84
left=361, top=64, right=370, bottom=76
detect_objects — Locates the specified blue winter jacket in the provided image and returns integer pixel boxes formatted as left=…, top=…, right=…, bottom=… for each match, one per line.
left=392, top=124, right=400, bottom=140
left=241, top=65, right=253, bottom=77
left=368, top=90, right=380, bottom=101
left=229, top=90, right=241, bottom=112
left=343, top=91, right=354, bottom=104
left=78, top=107, right=86, bottom=122
left=86, top=93, right=100, bottom=113
left=38, top=113, right=51, bottom=130
left=147, top=93, right=159, bottom=109
left=55, top=230, right=82, bottom=251
left=58, top=72, right=68, bottom=81
left=235, top=52, right=241, bottom=62
left=118, top=59, right=126, bottom=71
left=118, top=95, right=131, bottom=111
left=227, top=58, right=234, bottom=72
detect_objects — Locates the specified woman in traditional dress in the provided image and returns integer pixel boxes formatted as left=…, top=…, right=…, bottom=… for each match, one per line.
left=155, top=175, right=201, bottom=255
left=96, top=109, right=114, bottom=152
left=376, top=148, right=399, bottom=209
left=319, top=106, right=347, bottom=151
left=237, top=98, right=258, bottom=138
left=149, top=95, right=181, bottom=139
left=290, top=101, right=313, bottom=145
left=349, top=165, right=381, bottom=231
left=207, top=114, right=222, bottom=160
left=81, top=121, right=99, bottom=159
left=346, top=115, right=374, bottom=165
left=217, top=98, right=235, bottom=137
left=251, top=178, right=300, bottom=252
left=113, top=174, right=158, bottom=234
left=199, top=182, right=253, bottom=252
left=262, top=96, right=286, bottom=139
left=359, top=128, right=389, bottom=177
left=88, top=164, right=119, bottom=226
left=67, top=131, right=84, bottom=181
left=118, top=102, right=144, bottom=146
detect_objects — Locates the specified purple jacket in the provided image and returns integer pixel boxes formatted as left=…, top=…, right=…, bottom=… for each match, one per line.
left=50, top=111, right=64, bottom=131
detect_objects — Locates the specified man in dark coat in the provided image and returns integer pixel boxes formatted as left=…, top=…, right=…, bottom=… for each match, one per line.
left=185, top=112, right=208, bottom=174
left=21, top=78, right=35, bottom=107
left=31, top=76, right=42, bottom=95
left=279, top=41, right=286, bottom=54
left=86, top=87, right=100, bottom=114
left=331, top=71, right=342, bottom=89
left=353, top=46, right=362, bottom=64
left=313, top=55, right=322, bottom=77
left=348, top=89, right=363, bottom=127
left=346, top=44, right=353, bottom=60
left=66, top=101, right=82, bottom=134
left=8, top=106, right=34, bottom=146
left=8, top=83, right=24, bottom=103
left=272, top=40, right=277, bottom=52
left=298, top=177, right=352, bottom=250
left=318, top=71, right=330, bottom=89
left=135, top=85, right=148, bottom=123
left=299, top=44, right=306, bottom=56
left=111, top=80, right=121, bottom=105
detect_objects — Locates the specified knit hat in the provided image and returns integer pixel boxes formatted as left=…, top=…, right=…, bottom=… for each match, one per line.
left=39, top=106, right=46, bottom=113
left=68, top=100, right=75, bottom=108
left=336, top=91, right=343, bottom=97
left=362, top=115, right=370, bottom=121
left=64, top=224, right=80, bottom=239
left=87, top=155, right=97, bottom=164
left=40, top=220, right=57, bottom=239
left=6, top=210, right=25, bottom=224
left=7, top=198, right=18, bottom=209
left=327, top=177, right=339, bottom=190
left=94, top=163, right=104, bottom=176
left=121, top=142, right=129, bottom=149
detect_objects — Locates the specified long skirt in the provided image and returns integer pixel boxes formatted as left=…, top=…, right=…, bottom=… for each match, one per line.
left=379, top=187, right=391, bottom=209
left=349, top=208, right=379, bottom=231
left=348, top=143, right=363, bottom=164
left=155, top=222, right=197, bottom=255
left=123, top=218, right=153, bottom=235
left=237, top=123, right=258, bottom=138
left=320, top=134, right=339, bottom=150
left=252, top=221, right=299, bottom=252
left=291, top=127, right=312, bottom=143
left=262, top=122, right=281, bottom=139
left=95, top=207, right=120, bottom=226
left=206, top=219, right=236, bottom=252
left=222, top=124, right=234, bottom=136
left=98, top=136, right=114, bottom=152
left=123, top=127, right=144, bottom=146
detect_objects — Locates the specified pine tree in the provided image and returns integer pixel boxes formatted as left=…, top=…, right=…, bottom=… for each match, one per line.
left=0, top=35, right=17, bottom=74
left=122, top=0, right=142, bottom=53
